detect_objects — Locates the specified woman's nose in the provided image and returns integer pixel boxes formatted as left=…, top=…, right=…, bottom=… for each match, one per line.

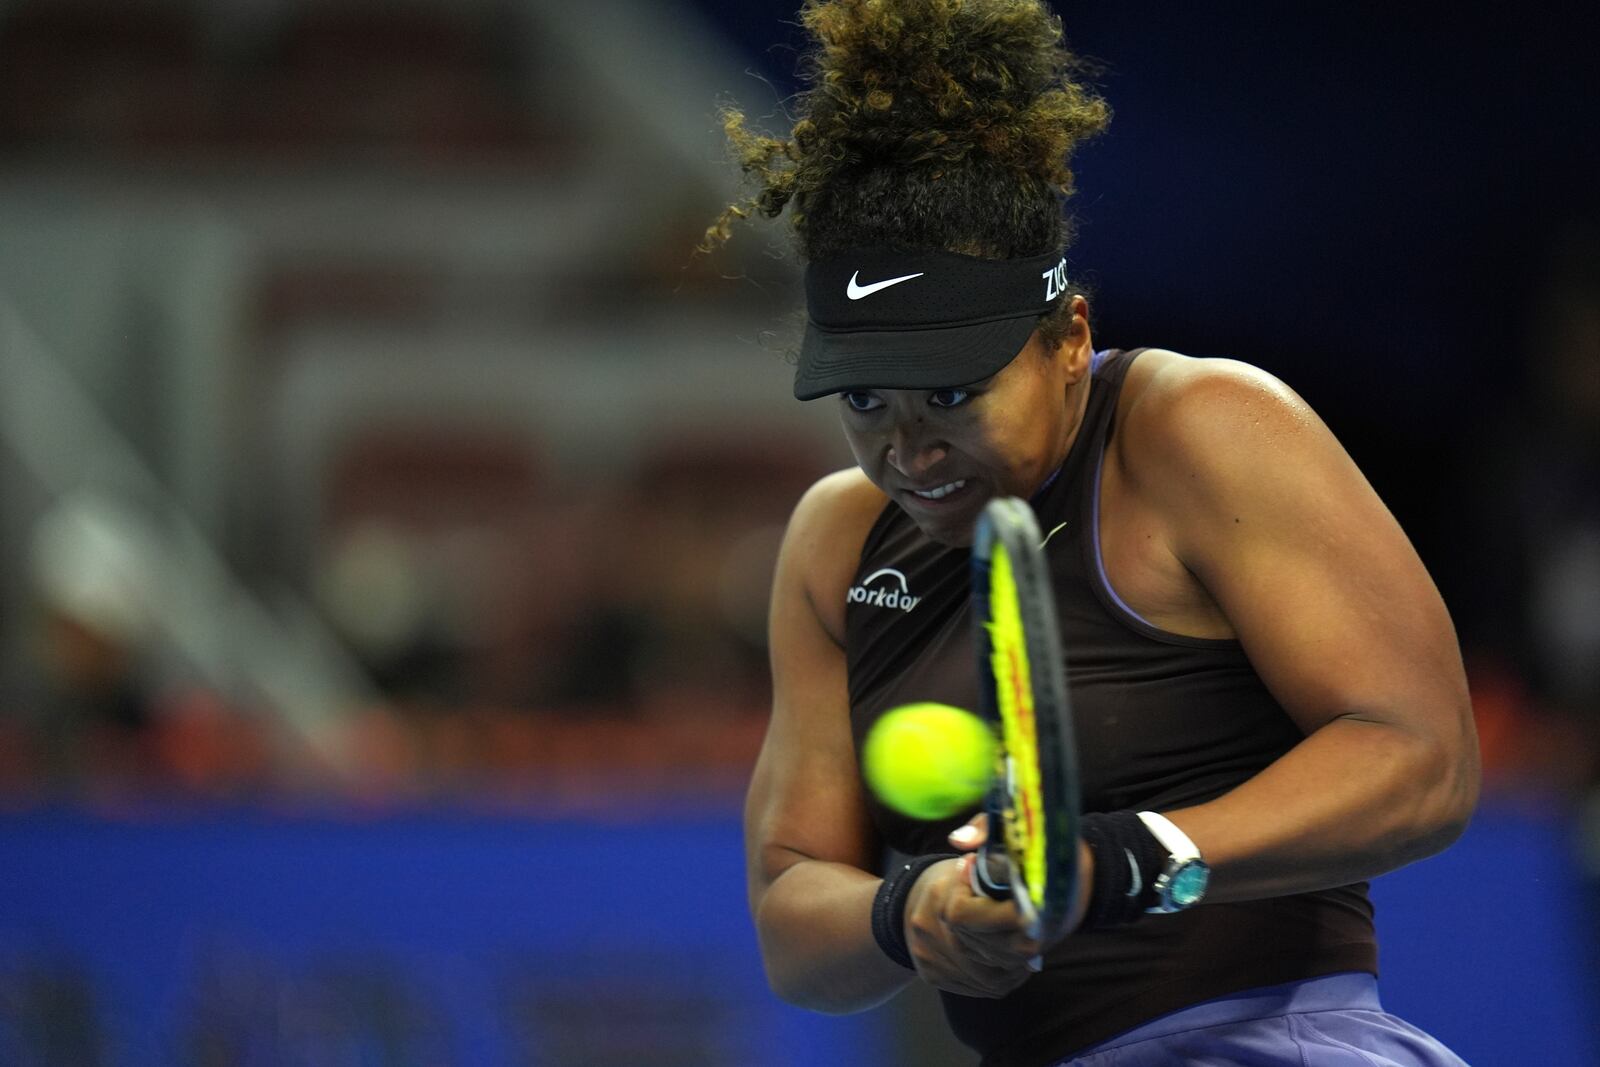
left=886, top=424, right=948, bottom=480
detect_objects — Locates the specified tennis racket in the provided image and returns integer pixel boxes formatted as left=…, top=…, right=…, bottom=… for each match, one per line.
left=967, top=496, right=1081, bottom=943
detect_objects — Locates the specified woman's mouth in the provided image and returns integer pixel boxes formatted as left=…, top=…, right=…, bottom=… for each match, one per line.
left=907, top=479, right=969, bottom=504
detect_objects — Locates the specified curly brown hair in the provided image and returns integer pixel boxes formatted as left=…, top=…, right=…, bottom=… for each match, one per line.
left=707, top=0, right=1109, bottom=344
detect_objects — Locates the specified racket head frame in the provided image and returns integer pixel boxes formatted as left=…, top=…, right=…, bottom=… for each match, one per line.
left=969, top=496, right=1082, bottom=943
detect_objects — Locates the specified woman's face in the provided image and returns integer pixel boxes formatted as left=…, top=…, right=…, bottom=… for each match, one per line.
left=836, top=310, right=1092, bottom=546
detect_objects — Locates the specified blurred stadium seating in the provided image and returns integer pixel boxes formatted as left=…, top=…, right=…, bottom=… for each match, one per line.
left=0, top=0, right=843, bottom=810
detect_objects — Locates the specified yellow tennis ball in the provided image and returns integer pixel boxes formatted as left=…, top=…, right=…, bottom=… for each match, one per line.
left=863, top=702, right=996, bottom=820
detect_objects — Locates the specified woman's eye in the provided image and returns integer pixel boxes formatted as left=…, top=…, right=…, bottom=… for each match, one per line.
left=843, top=392, right=883, bottom=412
left=929, top=388, right=971, bottom=408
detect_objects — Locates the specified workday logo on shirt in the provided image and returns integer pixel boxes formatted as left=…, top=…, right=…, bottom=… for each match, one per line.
left=847, top=568, right=921, bottom=612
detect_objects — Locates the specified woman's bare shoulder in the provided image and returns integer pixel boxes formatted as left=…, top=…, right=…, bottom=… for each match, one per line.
left=1117, top=348, right=1315, bottom=470
left=780, top=467, right=887, bottom=645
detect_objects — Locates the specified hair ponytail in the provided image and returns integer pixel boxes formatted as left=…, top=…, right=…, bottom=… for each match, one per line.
left=707, top=0, right=1109, bottom=271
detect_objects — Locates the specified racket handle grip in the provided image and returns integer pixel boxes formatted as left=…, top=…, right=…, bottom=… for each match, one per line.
left=969, top=844, right=1014, bottom=901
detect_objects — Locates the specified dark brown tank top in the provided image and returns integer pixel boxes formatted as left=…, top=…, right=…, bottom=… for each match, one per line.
left=845, top=349, right=1377, bottom=1065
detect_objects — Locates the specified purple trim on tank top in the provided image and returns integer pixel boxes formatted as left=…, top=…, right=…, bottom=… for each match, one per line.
left=1082, top=355, right=1240, bottom=650
left=1071, top=972, right=1381, bottom=1056
left=1090, top=447, right=1162, bottom=629
left=1090, top=348, right=1110, bottom=374
left=1032, top=465, right=1063, bottom=500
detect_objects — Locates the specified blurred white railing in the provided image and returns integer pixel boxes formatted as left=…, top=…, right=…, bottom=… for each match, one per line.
left=0, top=297, right=377, bottom=776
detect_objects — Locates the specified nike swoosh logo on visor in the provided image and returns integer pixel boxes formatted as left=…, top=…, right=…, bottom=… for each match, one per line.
left=846, top=270, right=925, bottom=300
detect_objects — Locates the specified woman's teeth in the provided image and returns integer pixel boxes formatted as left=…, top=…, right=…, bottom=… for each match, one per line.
left=913, top=480, right=967, bottom=500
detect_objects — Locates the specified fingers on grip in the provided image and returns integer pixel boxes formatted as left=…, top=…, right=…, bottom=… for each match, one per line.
left=969, top=844, right=1014, bottom=900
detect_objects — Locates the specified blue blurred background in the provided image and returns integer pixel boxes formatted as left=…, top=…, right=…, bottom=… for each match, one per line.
left=0, top=1, right=1596, bottom=1064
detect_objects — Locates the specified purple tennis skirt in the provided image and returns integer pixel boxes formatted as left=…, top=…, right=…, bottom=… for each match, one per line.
left=1056, top=972, right=1469, bottom=1066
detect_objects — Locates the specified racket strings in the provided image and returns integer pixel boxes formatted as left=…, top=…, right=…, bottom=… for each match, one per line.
left=987, top=545, right=1049, bottom=912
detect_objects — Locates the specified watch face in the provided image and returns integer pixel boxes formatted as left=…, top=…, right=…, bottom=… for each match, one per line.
left=1169, top=861, right=1210, bottom=908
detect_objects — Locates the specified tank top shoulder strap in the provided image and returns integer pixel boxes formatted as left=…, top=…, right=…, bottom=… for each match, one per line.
left=1084, top=347, right=1143, bottom=440
left=1027, top=347, right=1144, bottom=519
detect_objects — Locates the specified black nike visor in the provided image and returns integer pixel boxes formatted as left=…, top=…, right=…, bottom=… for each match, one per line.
left=794, top=247, right=1070, bottom=401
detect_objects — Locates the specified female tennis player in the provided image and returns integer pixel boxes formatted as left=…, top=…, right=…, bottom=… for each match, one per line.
left=723, top=2, right=1479, bottom=1063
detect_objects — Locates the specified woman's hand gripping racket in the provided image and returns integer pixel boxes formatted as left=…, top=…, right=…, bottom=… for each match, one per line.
left=967, top=496, right=1082, bottom=944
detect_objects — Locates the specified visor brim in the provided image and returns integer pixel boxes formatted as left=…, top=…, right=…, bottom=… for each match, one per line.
left=794, top=315, right=1041, bottom=401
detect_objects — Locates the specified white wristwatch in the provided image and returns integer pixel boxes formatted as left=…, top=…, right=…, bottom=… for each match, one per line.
left=1136, top=811, right=1211, bottom=913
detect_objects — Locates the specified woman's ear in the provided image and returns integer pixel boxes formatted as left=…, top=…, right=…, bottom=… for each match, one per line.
left=1054, top=295, right=1093, bottom=384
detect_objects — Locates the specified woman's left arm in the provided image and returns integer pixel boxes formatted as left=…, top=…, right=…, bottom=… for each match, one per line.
left=1125, top=357, right=1479, bottom=902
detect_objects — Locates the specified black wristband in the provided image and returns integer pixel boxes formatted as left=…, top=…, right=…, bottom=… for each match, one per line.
left=1079, top=811, right=1169, bottom=930
left=871, top=853, right=956, bottom=969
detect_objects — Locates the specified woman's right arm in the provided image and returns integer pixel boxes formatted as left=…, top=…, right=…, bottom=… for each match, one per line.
left=744, top=470, right=914, bottom=1013
left=745, top=471, right=1043, bottom=1013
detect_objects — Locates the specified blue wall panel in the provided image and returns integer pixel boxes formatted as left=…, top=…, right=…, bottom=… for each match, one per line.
left=0, top=811, right=887, bottom=1066
left=0, top=801, right=1592, bottom=1065
left=1371, top=805, right=1598, bottom=1065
